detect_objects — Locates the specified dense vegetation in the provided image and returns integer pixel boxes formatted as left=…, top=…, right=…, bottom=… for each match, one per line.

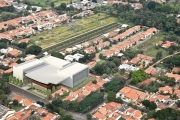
left=50, top=92, right=104, bottom=113
left=90, top=57, right=121, bottom=75
left=130, top=69, right=149, bottom=84
left=25, top=45, right=42, bottom=55
left=147, top=108, right=180, bottom=120
left=0, top=74, right=11, bottom=106
left=103, top=75, right=125, bottom=93
left=76, top=92, right=104, bottom=113
left=123, top=50, right=143, bottom=59
left=164, top=55, right=180, bottom=67
left=142, top=100, right=157, bottom=110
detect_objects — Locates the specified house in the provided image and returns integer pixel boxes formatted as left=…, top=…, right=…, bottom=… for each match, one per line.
left=8, top=49, right=22, bottom=57
left=63, top=77, right=106, bottom=102
left=119, top=64, right=139, bottom=72
left=21, top=99, right=33, bottom=107
left=162, top=41, right=173, bottom=48
left=4, top=68, right=13, bottom=73
left=63, top=92, right=78, bottom=101
left=87, top=61, right=97, bottom=69
left=116, top=87, right=149, bottom=105
left=65, top=48, right=73, bottom=53
left=158, top=86, right=173, bottom=95
left=9, top=63, right=18, bottom=68
left=64, top=53, right=84, bottom=62
left=102, top=50, right=114, bottom=59
left=165, top=73, right=180, bottom=82
left=172, top=67, right=180, bottom=74
left=12, top=95, right=25, bottom=103
left=13, top=3, right=28, bottom=12
left=130, top=54, right=153, bottom=67
left=92, top=102, right=121, bottom=120
left=149, top=94, right=172, bottom=110
left=41, top=113, right=60, bottom=120
left=82, top=42, right=90, bottom=48
left=18, top=38, right=29, bottom=43
left=145, top=66, right=156, bottom=75
left=84, top=46, right=96, bottom=54
left=51, top=87, right=69, bottom=99
left=0, top=105, right=15, bottom=120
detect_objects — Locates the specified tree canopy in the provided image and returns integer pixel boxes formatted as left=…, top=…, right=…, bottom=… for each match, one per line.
left=25, top=45, right=42, bottom=55
left=131, top=69, right=149, bottom=84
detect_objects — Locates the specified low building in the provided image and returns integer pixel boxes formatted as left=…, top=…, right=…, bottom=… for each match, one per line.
left=119, top=64, right=139, bottom=72
left=0, top=105, right=15, bottom=120
left=116, top=87, right=149, bottom=106
left=13, top=56, right=89, bottom=89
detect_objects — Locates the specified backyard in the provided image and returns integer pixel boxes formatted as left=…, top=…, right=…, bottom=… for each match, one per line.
left=30, top=13, right=118, bottom=48
left=132, top=32, right=168, bottom=58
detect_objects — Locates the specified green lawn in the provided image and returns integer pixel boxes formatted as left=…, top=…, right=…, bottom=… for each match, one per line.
left=30, top=13, right=117, bottom=48
left=25, top=0, right=73, bottom=8
left=168, top=3, right=180, bottom=12
left=133, top=32, right=168, bottom=58
left=11, top=105, right=22, bottom=111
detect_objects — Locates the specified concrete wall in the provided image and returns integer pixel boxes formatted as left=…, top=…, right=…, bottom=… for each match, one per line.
left=61, top=77, right=73, bottom=88
left=13, top=67, right=24, bottom=81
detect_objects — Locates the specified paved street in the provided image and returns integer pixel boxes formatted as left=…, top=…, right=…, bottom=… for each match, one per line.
left=9, top=84, right=48, bottom=104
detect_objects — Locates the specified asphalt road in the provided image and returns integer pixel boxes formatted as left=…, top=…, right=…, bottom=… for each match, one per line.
left=9, top=84, right=48, bottom=104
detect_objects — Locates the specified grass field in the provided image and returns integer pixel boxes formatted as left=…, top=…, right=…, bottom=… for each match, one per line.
left=30, top=13, right=118, bottom=48
left=132, top=32, right=168, bottom=58
left=25, top=0, right=72, bottom=8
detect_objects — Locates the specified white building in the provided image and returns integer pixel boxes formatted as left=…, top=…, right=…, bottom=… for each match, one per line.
left=119, top=64, right=139, bottom=72
left=13, top=56, right=89, bottom=88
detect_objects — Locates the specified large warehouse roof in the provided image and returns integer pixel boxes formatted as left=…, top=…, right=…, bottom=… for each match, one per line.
left=14, top=59, right=44, bottom=70
left=14, top=56, right=88, bottom=85
left=40, top=56, right=70, bottom=68
left=58, top=62, right=88, bottom=76
left=25, top=64, right=70, bottom=84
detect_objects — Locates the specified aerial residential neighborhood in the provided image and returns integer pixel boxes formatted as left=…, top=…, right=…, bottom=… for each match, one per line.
left=1, top=0, right=180, bottom=119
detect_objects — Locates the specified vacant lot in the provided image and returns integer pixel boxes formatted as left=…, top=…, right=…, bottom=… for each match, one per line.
left=25, top=0, right=72, bottom=8
left=132, top=32, right=168, bottom=58
left=30, top=13, right=117, bottom=48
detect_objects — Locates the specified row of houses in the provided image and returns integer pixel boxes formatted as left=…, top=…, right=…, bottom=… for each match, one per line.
left=0, top=10, right=69, bottom=40
left=145, top=66, right=180, bottom=82
left=5, top=95, right=60, bottom=120
left=116, top=86, right=175, bottom=111
left=63, top=76, right=106, bottom=102
left=92, top=102, right=143, bottom=120
left=101, top=27, right=159, bottom=59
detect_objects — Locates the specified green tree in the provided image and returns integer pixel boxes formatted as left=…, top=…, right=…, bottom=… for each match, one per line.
left=18, top=43, right=27, bottom=49
left=8, top=75, right=12, bottom=83
left=19, top=80, right=23, bottom=87
left=156, top=51, right=162, bottom=60
left=52, top=86, right=56, bottom=93
left=131, top=69, right=148, bottom=84
left=87, top=113, right=92, bottom=120
left=59, top=110, right=65, bottom=116
left=25, top=45, right=42, bottom=55
left=50, top=2, right=55, bottom=8
left=107, top=91, right=116, bottom=102
left=60, top=114, right=75, bottom=120
left=0, top=42, right=7, bottom=49
left=51, top=52, right=64, bottom=59
left=46, top=89, right=52, bottom=99
left=16, top=78, right=19, bottom=85
left=13, top=100, right=18, bottom=106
